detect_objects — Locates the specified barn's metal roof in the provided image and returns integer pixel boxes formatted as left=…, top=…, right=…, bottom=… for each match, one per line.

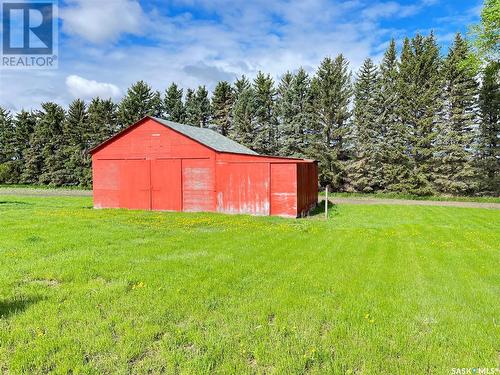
left=151, top=117, right=259, bottom=156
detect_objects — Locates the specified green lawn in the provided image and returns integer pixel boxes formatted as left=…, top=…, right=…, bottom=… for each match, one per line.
left=324, top=191, right=500, bottom=204
left=0, top=196, right=499, bottom=374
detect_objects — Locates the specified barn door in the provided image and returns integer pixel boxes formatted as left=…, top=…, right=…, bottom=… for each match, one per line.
left=120, top=159, right=151, bottom=210
left=182, top=159, right=214, bottom=212
left=151, top=159, right=182, bottom=211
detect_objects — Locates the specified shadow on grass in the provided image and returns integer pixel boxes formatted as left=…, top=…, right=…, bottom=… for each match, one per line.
left=0, top=297, right=40, bottom=319
left=0, top=201, right=33, bottom=206
left=308, top=200, right=339, bottom=218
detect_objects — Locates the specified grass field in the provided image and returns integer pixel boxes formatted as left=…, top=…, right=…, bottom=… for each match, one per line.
left=0, top=196, right=499, bottom=374
left=324, top=191, right=500, bottom=204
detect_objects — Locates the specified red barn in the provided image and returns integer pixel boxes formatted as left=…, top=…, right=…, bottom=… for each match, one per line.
left=90, top=116, right=318, bottom=217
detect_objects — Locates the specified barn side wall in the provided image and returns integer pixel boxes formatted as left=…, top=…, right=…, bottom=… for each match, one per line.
left=296, top=162, right=318, bottom=217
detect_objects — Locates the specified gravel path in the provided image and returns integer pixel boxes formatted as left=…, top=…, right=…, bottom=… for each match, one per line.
left=0, top=187, right=92, bottom=197
left=327, top=197, right=500, bottom=210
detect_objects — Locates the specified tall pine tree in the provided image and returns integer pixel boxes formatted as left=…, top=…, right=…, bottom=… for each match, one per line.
left=347, top=58, right=380, bottom=192
left=277, top=69, right=315, bottom=158
left=118, top=81, right=162, bottom=128
left=253, top=72, right=277, bottom=154
left=231, top=77, right=256, bottom=149
left=376, top=40, right=411, bottom=192
left=184, top=86, right=211, bottom=127
left=211, top=81, right=233, bottom=135
left=21, top=103, right=65, bottom=184
left=0, top=108, right=14, bottom=183
left=312, top=55, right=352, bottom=189
left=164, top=83, right=185, bottom=122
left=477, top=61, right=500, bottom=195
left=434, top=33, right=479, bottom=195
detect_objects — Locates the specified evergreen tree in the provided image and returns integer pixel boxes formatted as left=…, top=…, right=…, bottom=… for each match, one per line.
left=231, top=82, right=256, bottom=149
left=0, top=108, right=14, bottom=164
left=0, top=108, right=14, bottom=183
left=164, top=83, right=185, bottom=122
left=277, top=69, right=315, bottom=158
left=377, top=39, right=412, bottom=192
left=211, top=81, right=233, bottom=136
left=184, top=86, right=211, bottom=127
left=347, top=58, right=380, bottom=192
left=80, top=98, right=118, bottom=187
left=234, top=75, right=251, bottom=96
left=196, top=85, right=211, bottom=128
left=184, top=89, right=197, bottom=126
left=253, top=72, right=277, bottom=154
left=9, top=110, right=36, bottom=183
left=53, top=99, right=88, bottom=186
left=311, top=55, right=352, bottom=189
left=477, top=61, right=500, bottom=195
left=397, top=34, right=442, bottom=195
left=434, top=33, right=479, bottom=195
left=117, top=81, right=161, bottom=128
left=21, top=103, right=65, bottom=184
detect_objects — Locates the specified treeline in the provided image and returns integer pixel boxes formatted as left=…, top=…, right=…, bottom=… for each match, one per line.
left=0, top=33, right=498, bottom=196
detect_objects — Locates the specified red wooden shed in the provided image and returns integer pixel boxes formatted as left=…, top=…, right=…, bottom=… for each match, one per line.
left=90, top=116, right=318, bottom=217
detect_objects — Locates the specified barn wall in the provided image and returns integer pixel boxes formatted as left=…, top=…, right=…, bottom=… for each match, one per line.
left=93, top=119, right=214, bottom=160
left=270, top=163, right=297, bottom=217
left=215, top=161, right=270, bottom=215
left=296, top=162, right=318, bottom=216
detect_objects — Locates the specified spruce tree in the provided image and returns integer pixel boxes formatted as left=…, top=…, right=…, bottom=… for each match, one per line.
left=10, top=110, right=36, bottom=183
left=117, top=81, right=161, bottom=128
left=164, top=83, right=185, bottom=122
left=0, top=108, right=14, bottom=183
left=477, top=61, right=500, bottom=195
left=277, top=69, right=315, bottom=158
left=196, top=86, right=211, bottom=128
left=397, top=34, right=442, bottom=195
left=434, top=33, right=479, bottom=195
left=184, top=86, right=210, bottom=127
left=311, top=55, right=352, bottom=189
left=81, top=98, right=118, bottom=187
left=211, top=81, right=233, bottom=135
left=184, top=89, right=197, bottom=126
left=53, top=99, right=88, bottom=186
left=0, top=107, right=13, bottom=164
left=377, top=39, right=412, bottom=192
left=347, top=58, right=380, bottom=192
left=276, top=72, right=295, bottom=155
left=253, top=72, right=277, bottom=154
left=231, top=82, right=256, bottom=149
left=21, top=103, right=65, bottom=184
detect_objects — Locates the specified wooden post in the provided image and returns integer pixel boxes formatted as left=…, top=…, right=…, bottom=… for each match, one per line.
left=325, top=185, right=328, bottom=219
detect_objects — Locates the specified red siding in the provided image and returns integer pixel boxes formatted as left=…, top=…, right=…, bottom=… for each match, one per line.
left=182, top=159, right=215, bottom=212
left=216, top=162, right=270, bottom=215
left=270, top=163, right=297, bottom=217
left=92, top=117, right=318, bottom=217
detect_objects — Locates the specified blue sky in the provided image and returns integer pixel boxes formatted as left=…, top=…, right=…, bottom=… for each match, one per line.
left=0, top=0, right=482, bottom=111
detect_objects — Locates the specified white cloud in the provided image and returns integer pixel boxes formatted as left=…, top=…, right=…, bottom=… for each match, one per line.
left=362, top=1, right=420, bottom=19
left=65, top=75, right=121, bottom=99
left=0, top=0, right=463, bottom=111
left=60, top=0, right=144, bottom=43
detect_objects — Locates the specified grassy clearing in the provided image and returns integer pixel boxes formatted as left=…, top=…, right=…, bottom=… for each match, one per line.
left=323, top=191, right=500, bottom=204
left=0, top=196, right=499, bottom=374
